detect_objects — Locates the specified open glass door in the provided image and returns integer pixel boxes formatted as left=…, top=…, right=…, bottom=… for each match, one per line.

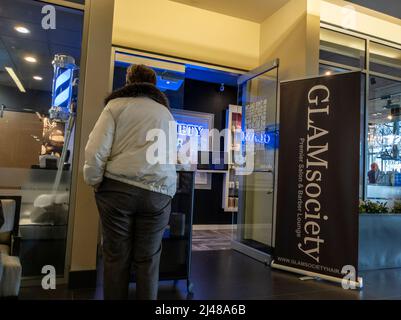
left=232, top=59, right=279, bottom=263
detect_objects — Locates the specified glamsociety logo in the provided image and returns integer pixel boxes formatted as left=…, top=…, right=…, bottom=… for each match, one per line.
left=298, top=85, right=330, bottom=263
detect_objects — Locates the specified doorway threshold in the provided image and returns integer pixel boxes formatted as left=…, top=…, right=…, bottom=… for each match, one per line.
left=231, top=240, right=272, bottom=266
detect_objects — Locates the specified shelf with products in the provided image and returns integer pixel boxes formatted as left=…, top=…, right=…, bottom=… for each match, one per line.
left=222, top=105, right=242, bottom=212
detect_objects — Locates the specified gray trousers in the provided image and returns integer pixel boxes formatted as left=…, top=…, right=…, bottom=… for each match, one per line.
left=95, top=178, right=171, bottom=300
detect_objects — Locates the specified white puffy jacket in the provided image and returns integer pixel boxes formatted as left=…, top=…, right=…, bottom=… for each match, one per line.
left=83, top=83, right=177, bottom=197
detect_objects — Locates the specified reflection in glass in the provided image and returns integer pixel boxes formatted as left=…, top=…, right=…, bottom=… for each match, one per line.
left=319, top=64, right=349, bottom=76
left=367, top=76, right=401, bottom=201
left=320, top=28, right=366, bottom=69
left=0, top=0, right=84, bottom=277
left=370, top=42, right=401, bottom=78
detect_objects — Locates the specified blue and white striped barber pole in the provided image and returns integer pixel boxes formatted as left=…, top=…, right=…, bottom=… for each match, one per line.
left=49, top=54, right=76, bottom=121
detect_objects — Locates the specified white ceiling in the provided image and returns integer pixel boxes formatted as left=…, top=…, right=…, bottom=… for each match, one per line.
left=169, top=0, right=291, bottom=23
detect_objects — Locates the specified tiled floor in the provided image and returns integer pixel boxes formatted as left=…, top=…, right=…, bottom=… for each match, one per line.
left=19, top=250, right=401, bottom=300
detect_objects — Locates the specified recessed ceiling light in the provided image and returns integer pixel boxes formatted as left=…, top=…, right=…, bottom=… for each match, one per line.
left=15, top=26, right=30, bottom=34
left=33, top=76, right=43, bottom=81
left=325, top=71, right=332, bottom=76
left=24, top=56, right=37, bottom=63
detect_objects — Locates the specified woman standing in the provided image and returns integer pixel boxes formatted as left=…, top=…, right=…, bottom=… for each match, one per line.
left=84, top=64, right=176, bottom=300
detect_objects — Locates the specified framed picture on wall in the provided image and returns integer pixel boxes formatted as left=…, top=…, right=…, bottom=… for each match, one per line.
left=171, top=108, right=214, bottom=190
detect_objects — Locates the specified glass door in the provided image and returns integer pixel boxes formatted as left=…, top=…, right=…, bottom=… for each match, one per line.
left=232, top=60, right=279, bottom=262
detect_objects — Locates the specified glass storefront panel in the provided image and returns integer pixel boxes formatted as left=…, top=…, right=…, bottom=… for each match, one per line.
left=320, top=28, right=366, bottom=69
left=66, top=0, right=85, bottom=4
left=367, top=76, right=401, bottom=201
left=235, top=66, right=279, bottom=253
left=320, top=26, right=401, bottom=206
left=319, top=64, right=349, bottom=76
left=370, top=42, right=401, bottom=79
left=0, top=0, right=84, bottom=277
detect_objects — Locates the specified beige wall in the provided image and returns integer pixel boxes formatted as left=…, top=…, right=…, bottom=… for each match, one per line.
left=68, top=0, right=114, bottom=273
left=113, top=0, right=260, bottom=70
left=259, top=0, right=320, bottom=80
left=244, top=0, right=320, bottom=247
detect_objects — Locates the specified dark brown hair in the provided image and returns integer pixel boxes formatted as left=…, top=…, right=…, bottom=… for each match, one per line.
left=126, top=64, right=157, bottom=85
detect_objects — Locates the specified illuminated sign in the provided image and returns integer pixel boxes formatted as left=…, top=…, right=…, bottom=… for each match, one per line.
left=241, top=131, right=271, bottom=144
left=176, top=123, right=277, bottom=146
left=177, top=123, right=205, bottom=136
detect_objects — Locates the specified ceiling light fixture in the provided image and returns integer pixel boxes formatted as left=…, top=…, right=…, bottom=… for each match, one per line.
left=325, top=71, right=332, bottom=76
left=5, top=67, right=26, bottom=93
left=33, top=76, right=43, bottom=81
left=24, top=56, right=37, bottom=63
left=15, top=26, right=30, bottom=34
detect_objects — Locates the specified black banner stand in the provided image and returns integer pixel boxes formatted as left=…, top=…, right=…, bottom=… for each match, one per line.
left=273, top=72, right=363, bottom=289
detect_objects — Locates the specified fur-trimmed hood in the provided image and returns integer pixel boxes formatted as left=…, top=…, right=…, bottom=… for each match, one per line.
left=105, top=83, right=169, bottom=108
